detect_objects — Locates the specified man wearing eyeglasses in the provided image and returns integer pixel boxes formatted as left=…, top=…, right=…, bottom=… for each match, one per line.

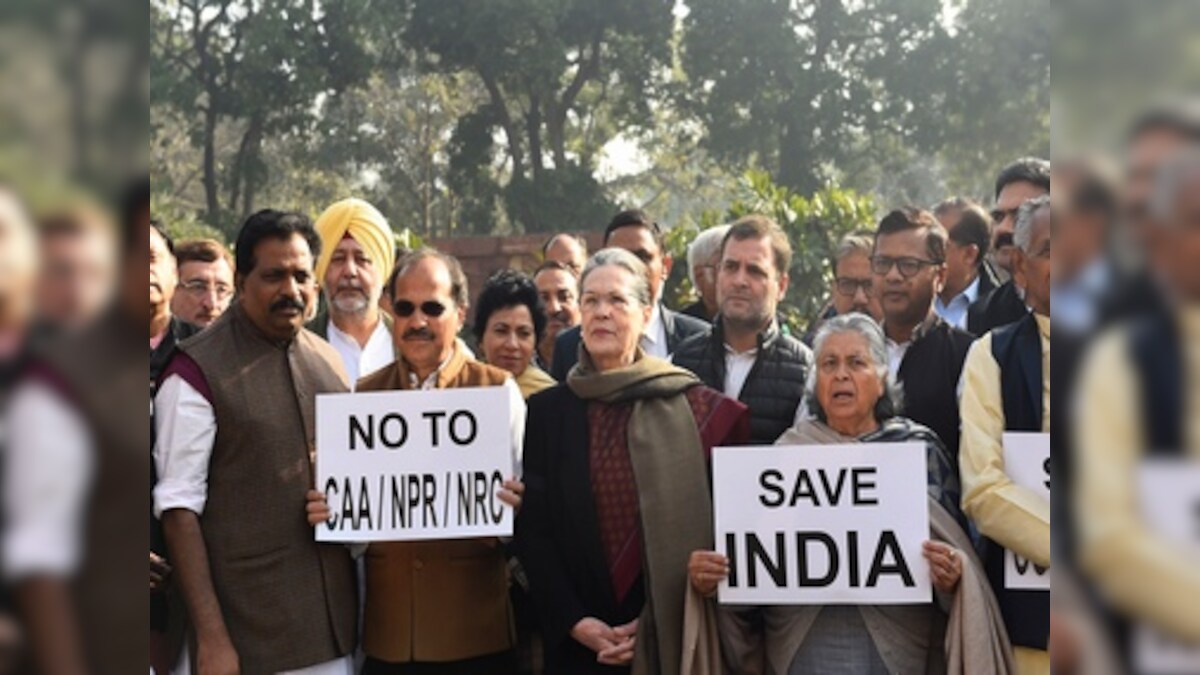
left=170, top=238, right=234, bottom=329
left=799, top=231, right=881, bottom=346
left=872, top=207, right=976, bottom=467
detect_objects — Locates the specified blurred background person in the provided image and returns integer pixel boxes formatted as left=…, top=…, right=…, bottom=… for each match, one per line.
left=474, top=269, right=554, bottom=398
left=801, top=231, right=881, bottom=346
left=169, top=238, right=233, bottom=329
left=517, top=248, right=748, bottom=674
left=680, top=224, right=730, bottom=322
left=532, top=260, right=580, bottom=376
left=33, top=205, right=116, bottom=333
left=542, top=232, right=588, bottom=277
left=1052, top=158, right=1120, bottom=338
left=690, top=314, right=1002, bottom=674
left=933, top=199, right=997, bottom=333
left=1100, top=100, right=1200, bottom=324
left=311, top=197, right=397, bottom=387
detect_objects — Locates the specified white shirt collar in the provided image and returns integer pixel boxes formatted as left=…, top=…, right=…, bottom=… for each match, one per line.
left=327, top=316, right=394, bottom=388
left=641, top=304, right=669, bottom=357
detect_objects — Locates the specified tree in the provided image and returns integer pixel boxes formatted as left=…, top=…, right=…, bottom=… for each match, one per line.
left=680, top=0, right=951, bottom=196
left=404, top=0, right=674, bottom=232
left=151, top=0, right=378, bottom=233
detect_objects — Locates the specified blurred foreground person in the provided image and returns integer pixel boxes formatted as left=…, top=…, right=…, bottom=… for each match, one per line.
left=33, top=205, right=116, bottom=332
left=690, top=314, right=1007, bottom=674
left=1074, top=151, right=1200, bottom=661
left=5, top=180, right=148, bottom=674
left=517, top=249, right=748, bottom=673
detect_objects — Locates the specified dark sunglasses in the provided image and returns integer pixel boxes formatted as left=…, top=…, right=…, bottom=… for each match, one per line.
left=392, top=300, right=449, bottom=318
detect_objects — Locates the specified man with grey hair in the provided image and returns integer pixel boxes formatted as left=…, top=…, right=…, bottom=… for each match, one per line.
left=802, top=231, right=882, bottom=345
left=680, top=224, right=731, bottom=322
left=959, top=195, right=1051, bottom=672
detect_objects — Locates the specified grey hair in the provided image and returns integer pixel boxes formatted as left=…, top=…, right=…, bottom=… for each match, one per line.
left=1014, top=194, right=1051, bottom=254
left=686, top=224, right=731, bottom=286
left=832, top=232, right=874, bottom=271
left=803, top=312, right=903, bottom=423
left=1150, top=149, right=1200, bottom=224
left=579, top=247, right=653, bottom=307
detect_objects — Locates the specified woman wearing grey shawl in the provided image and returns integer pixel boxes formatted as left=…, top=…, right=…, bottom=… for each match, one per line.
left=686, top=313, right=1014, bottom=675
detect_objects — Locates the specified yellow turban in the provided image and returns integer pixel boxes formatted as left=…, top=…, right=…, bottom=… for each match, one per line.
left=313, top=198, right=395, bottom=284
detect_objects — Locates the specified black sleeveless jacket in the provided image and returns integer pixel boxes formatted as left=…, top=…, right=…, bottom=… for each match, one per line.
left=672, top=318, right=812, bottom=444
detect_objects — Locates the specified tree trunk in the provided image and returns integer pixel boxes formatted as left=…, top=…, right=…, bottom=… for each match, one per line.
left=202, top=104, right=220, bottom=224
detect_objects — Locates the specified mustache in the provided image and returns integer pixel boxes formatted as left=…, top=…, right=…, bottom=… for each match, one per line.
left=402, top=327, right=435, bottom=341
left=270, top=297, right=305, bottom=313
left=335, top=280, right=365, bottom=293
left=547, top=310, right=571, bottom=324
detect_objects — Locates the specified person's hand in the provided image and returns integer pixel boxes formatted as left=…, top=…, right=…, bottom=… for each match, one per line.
left=498, top=476, right=524, bottom=512
left=150, top=551, right=172, bottom=591
left=923, top=541, right=962, bottom=594
left=306, top=489, right=331, bottom=527
left=571, top=617, right=623, bottom=659
left=688, top=550, right=729, bottom=597
left=196, top=636, right=239, bottom=675
left=597, top=618, right=638, bottom=665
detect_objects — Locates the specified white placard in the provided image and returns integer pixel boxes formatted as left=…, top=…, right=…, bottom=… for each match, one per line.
left=1133, top=460, right=1200, bottom=674
left=712, top=442, right=931, bottom=605
left=1002, top=432, right=1051, bottom=590
left=314, top=386, right=514, bottom=542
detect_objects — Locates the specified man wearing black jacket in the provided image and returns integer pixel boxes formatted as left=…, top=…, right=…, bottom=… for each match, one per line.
left=550, top=209, right=707, bottom=380
left=873, top=207, right=977, bottom=467
left=673, top=215, right=813, bottom=444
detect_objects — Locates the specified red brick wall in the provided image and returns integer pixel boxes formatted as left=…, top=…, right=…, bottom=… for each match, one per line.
left=425, top=232, right=602, bottom=316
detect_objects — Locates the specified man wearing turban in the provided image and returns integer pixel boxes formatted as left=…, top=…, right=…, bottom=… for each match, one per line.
left=311, top=197, right=397, bottom=387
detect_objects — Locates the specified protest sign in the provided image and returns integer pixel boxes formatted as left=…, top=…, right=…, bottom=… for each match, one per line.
left=314, top=386, right=513, bottom=542
left=713, top=442, right=931, bottom=605
left=1002, top=432, right=1051, bottom=590
left=1132, top=460, right=1200, bottom=674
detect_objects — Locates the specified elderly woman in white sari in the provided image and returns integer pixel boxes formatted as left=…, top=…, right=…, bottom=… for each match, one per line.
left=687, top=313, right=1013, bottom=675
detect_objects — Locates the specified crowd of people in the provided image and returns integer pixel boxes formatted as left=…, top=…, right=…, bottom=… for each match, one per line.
left=0, top=100, right=1197, bottom=675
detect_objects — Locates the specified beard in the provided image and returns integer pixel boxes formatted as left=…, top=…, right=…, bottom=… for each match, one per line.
left=331, top=289, right=370, bottom=315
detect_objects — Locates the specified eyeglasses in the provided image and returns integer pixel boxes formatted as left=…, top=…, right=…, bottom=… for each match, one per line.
left=869, top=255, right=943, bottom=278
left=181, top=280, right=233, bottom=300
left=834, top=277, right=874, bottom=297
left=392, top=299, right=449, bottom=318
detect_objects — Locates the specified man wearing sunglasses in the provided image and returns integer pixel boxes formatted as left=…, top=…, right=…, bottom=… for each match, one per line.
left=316, top=247, right=527, bottom=673
left=873, top=207, right=976, bottom=469
left=966, top=158, right=1050, bottom=337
